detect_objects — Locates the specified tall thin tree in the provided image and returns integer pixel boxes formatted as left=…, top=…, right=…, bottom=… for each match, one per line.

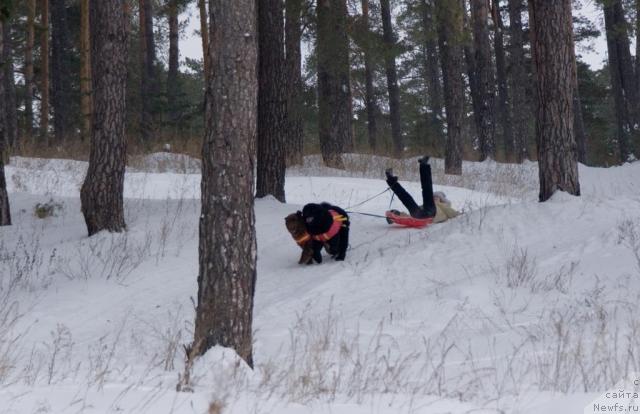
left=0, top=15, right=11, bottom=226
left=139, top=0, right=156, bottom=144
left=529, top=0, right=580, bottom=201
left=507, top=0, right=529, bottom=162
left=80, top=0, right=91, bottom=142
left=471, top=0, right=496, bottom=160
left=192, top=0, right=258, bottom=368
left=24, top=0, right=36, bottom=141
left=50, top=0, right=73, bottom=143
left=40, top=0, right=50, bottom=143
left=361, top=0, right=378, bottom=152
left=80, top=0, right=128, bottom=236
left=420, top=0, right=443, bottom=134
left=2, top=20, right=17, bottom=149
left=317, top=0, right=352, bottom=168
left=257, top=0, right=287, bottom=202
left=167, top=0, right=180, bottom=126
left=491, top=0, right=513, bottom=160
left=285, top=0, right=304, bottom=164
left=380, top=0, right=404, bottom=156
left=197, top=0, right=209, bottom=81
left=435, top=0, right=464, bottom=175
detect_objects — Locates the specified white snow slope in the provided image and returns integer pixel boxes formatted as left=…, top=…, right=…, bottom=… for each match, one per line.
left=1, top=153, right=640, bottom=414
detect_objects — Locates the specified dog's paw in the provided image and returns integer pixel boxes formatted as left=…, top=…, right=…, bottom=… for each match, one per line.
left=334, top=255, right=345, bottom=261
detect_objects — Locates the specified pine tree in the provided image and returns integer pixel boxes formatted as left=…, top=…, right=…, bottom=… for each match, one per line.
left=257, top=0, right=287, bottom=202
left=491, top=0, right=513, bottom=160
left=435, top=0, right=464, bottom=175
left=40, top=0, right=50, bottom=143
left=285, top=0, right=304, bottom=164
left=317, top=0, right=352, bottom=168
left=192, top=0, right=258, bottom=368
left=2, top=19, right=17, bottom=149
left=470, top=0, right=496, bottom=160
left=139, top=0, right=156, bottom=144
left=80, top=0, right=128, bottom=236
left=24, top=0, right=36, bottom=142
left=380, top=0, right=403, bottom=156
left=0, top=15, right=12, bottom=226
left=529, top=0, right=580, bottom=201
left=50, top=0, right=73, bottom=143
left=360, top=0, right=378, bottom=152
left=80, top=0, right=91, bottom=142
left=197, top=0, right=209, bottom=82
left=420, top=0, right=443, bottom=133
left=507, top=0, right=529, bottom=162
left=167, top=0, right=180, bottom=126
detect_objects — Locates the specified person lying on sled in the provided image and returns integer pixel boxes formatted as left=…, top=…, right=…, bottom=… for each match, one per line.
left=385, top=156, right=460, bottom=224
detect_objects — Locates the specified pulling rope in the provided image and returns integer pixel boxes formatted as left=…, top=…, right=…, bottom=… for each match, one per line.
left=344, top=186, right=397, bottom=220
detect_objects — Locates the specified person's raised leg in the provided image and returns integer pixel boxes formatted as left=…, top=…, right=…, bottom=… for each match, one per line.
left=386, top=169, right=421, bottom=217
left=418, top=157, right=436, bottom=217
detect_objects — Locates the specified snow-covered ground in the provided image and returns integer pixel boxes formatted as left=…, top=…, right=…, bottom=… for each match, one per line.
left=1, top=153, right=640, bottom=413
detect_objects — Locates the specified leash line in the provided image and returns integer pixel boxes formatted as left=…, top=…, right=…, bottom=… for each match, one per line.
left=344, top=187, right=391, bottom=210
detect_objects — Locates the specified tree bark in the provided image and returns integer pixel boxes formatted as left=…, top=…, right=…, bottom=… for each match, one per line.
left=361, top=0, right=378, bottom=153
left=2, top=21, right=17, bottom=149
left=40, top=0, right=50, bottom=144
left=529, top=0, right=580, bottom=202
left=603, top=0, right=637, bottom=162
left=50, top=0, right=73, bottom=144
left=285, top=0, right=304, bottom=165
left=193, top=0, right=258, bottom=368
left=380, top=0, right=403, bottom=157
left=24, top=0, right=36, bottom=142
left=573, top=82, right=587, bottom=164
left=80, top=0, right=91, bottom=142
left=139, top=0, right=156, bottom=145
left=317, top=0, right=351, bottom=168
left=462, top=0, right=481, bottom=142
left=436, top=0, right=464, bottom=175
left=198, top=0, right=209, bottom=82
left=257, top=0, right=287, bottom=202
left=80, top=0, right=128, bottom=236
left=491, top=0, right=513, bottom=161
left=471, top=0, right=496, bottom=160
left=167, top=0, right=180, bottom=125
left=507, top=0, right=529, bottom=162
left=420, top=0, right=443, bottom=133
left=0, top=18, right=12, bottom=226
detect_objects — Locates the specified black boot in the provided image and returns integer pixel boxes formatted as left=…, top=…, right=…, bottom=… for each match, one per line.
left=418, top=155, right=430, bottom=165
left=385, top=168, right=398, bottom=185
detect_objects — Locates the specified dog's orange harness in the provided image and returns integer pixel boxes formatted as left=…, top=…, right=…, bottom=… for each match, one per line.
left=295, top=233, right=311, bottom=246
left=312, top=210, right=348, bottom=242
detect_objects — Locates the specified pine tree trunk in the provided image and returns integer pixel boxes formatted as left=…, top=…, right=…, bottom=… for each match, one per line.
left=491, top=0, right=513, bottom=161
left=573, top=82, right=587, bottom=164
left=80, top=0, right=128, bottom=236
left=193, top=0, right=258, bottom=368
left=471, top=0, right=496, bottom=160
left=317, top=0, right=351, bottom=168
left=603, top=0, right=634, bottom=162
left=380, top=0, right=403, bottom=157
left=40, top=0, right=50, bottom=144
left=507, top=0, right=529, bottom=162
left=436, top=0, right=464, bottom=175
left=285, top=0, right=304, bottom=164
left=0, top=18, right=12, bottom=226
left=529, top=0, right=580, bottom=202
left=80, top=0, right=91, bottom=142
left=51, top=0, right=73, bottom=144
left=198, top=0, right=209, bottom=82
left=361, top=0, right=378, bottom=153
left=462, top=0, right=481, bottom=141
left=2, top=22, right=17, bottom=149
left=257, top=0, right=287, bottom=202
left=420, top=0, right=443, bottom=132
left=139, top=0, right=156, bottom=145
left=167, top=0, right=180, bottom=126
left=24, top=0, right=36, bottom=142
left=637, top=0, right=640, bottom=100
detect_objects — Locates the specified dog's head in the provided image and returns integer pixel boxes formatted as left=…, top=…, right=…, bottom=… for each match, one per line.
left=285, top=211, right=306, bottom=236
left=301, top=203, right=333, bottom=234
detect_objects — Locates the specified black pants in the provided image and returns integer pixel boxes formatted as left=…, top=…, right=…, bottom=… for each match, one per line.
left=387, top=163, right=436, bottom=219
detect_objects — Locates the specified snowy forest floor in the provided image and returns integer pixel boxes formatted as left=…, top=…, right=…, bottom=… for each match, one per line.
left=1, top=153, right=640, bottom=413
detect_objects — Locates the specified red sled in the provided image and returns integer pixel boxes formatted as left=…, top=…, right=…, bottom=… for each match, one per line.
left=385, top=210, right=433, bottom=228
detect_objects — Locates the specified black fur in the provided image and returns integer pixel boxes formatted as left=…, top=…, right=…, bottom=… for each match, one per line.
left=302, top=203, right=350, bottom=261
